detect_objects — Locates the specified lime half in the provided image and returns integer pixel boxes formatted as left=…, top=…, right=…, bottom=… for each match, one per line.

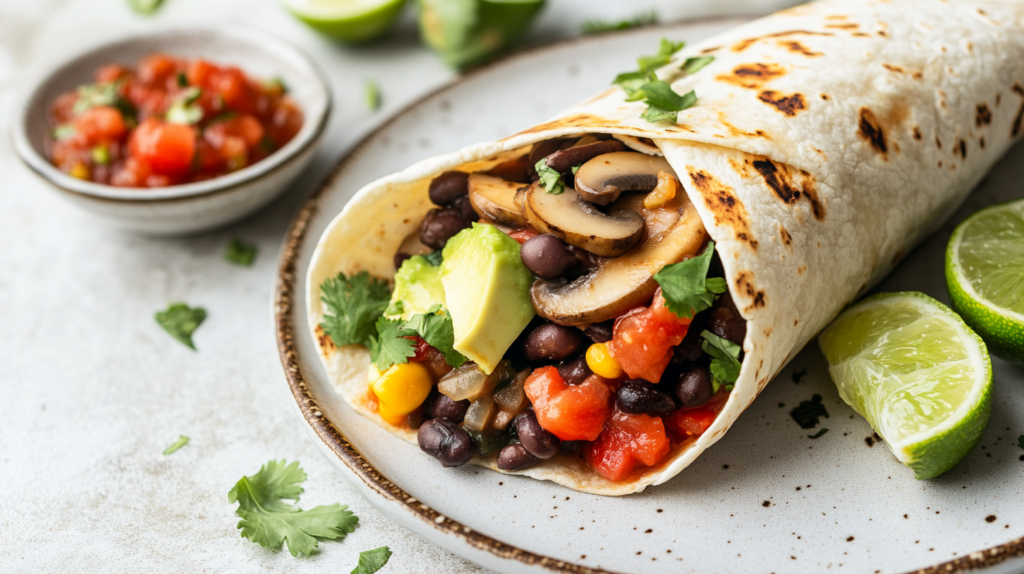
left=281, top=0, right=407, bottom=43
left=947, top=199, right=1024, bottom=363
left=819, top=292, right=992, bottom=480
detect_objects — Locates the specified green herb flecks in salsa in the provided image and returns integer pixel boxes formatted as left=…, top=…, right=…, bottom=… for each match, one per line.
left=352, top=546, right=392, bottom=574
left=166, top=87, right=204, bottom=125
left=225, top=238, right=257, bottom=267
left=163, top=435, right=190, bottom=455
left=155, top=303, right=206, bottom=350
left=229, top=460, right=358, bottom=557
left=790, top=394, right=829, bottom=429
left=581, top=11, right=658, bottom=34
left=319, top=271, right=391, bottom=348
left=701, top=331, right=741, bottom=391
left=655, top=241, right=727, bottom=319
left=535, top=159, right=566, bottom=195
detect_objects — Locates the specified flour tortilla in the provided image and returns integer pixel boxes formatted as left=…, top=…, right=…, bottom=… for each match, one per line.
left=307, top=0, right=1024, bottom=495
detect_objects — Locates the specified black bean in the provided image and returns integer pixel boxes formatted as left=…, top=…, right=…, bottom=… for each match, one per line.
left=420, top=208, right=472, bottom=250
left=520, top=234, right=576, bottom=280
left=545, top=140, right=626, bottom=173
left=428, top=171, right=470, bottom=206
left=523, top=323, right=584, bottom=363
left=708, top=291, right=746, bottom=345
left=425, top=392, right=470, bottom=423
left=514, top=410, right=561, bottom=459
left=394, top=252, right=411, bottom=270
left=451, top=194, right=477, bottom=222
left=674, top=367, right=713, bottom=409
left=418, top=419, right=475, bottom=467
left=560, top=440, right=582, bottom=455
left=497, top=443, right=542, bottom=471
left=557, top=353, right=592, bottom=386
left=583, top=321, right=614, bottom=344
left=616, top=382, right=678, bottom=416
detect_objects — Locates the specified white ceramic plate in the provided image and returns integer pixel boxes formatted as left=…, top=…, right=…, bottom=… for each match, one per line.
left=274, top=19, right=1024, bottom=574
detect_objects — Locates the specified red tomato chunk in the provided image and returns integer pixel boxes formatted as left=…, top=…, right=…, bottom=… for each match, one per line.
left=524, top=367, right=612, bottom=442
left=46, top=53, right=303, bottom=187
left=585, top=408, right=671, bottom=481
left=607, top=289, right=691, bottom=383
left=666, top=407, right=717, bottom=439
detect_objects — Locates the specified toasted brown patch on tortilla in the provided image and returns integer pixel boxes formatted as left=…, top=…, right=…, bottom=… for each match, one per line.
left=935, top=135, right=943, bottom=149
left=825, top=22, right=859, bottom=29
left=911, top=71, right=923, bottom=80
left=1012, top=83, right=1024, bottom=138
left=826, top=15, right=848, bottom=20
left=820, top=94, right=830, bottom=101
left=751, top=159, right=825, bottom=221
left=700, top=46, right=721, bottom=54
left=877, top=29, right=889, bottom=37
left=779, top=226, right=793, bottom=249
left=734, top=271, right=767, bottom=310
left=957, top=139, right=968, bottom=159
left=996, top=93, right=1002, bottom=107
left=689, top=168, right=757, bottom=250
left=976, top=104, right=992, bottom=127
left=717, top=63, right=787, bottom=89
left=717, top=113, right=772, bottom=139
left=315, top=325, right=336, bottom=353
left=758, top=91, right=806, bottom=116
left=729, top=158, right=751, bottom=177
left=778, top=41, right=822, bottom=56
left=812, top=147, right=827, bottom=160
left=797, top=265, right=807, bottom=275
left=913, top=127, right=922, bottom=141
left=509, top=114, right=609, bottom=139
left=858, top=107, right=888, bottom=157
left=882, top=64, right=904, bottom=74
left=730, top=31, right=832, bottom=53
left=980, top=137, right=986, bottom=150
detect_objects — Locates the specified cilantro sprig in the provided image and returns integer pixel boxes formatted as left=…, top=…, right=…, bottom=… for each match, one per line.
left=229, top=460, right=358, bottom=557
left=163, top=435, right=189, bottom=455
left=155, top=303, right=206, bottom=350
left=370, top=305, right=468, bottom=370
left=535, top=159, right=566, bottom=195
left=319, top=271, right=392, bottom=349
left=353, top=546, right=392, bottom=574
left=655, top=241, right=727, bottom=319
left=581, top=11, right=659, bottom=34
left=701, top=331, right=741, bottom=391
left=166, top=86, right=204, bottom=125
left=612, top=38, right=714, bottom=123
left=790, top=395, right=830, bottom=430
left=369, top=317, right=418, bottom=370
left=225, top=238, right=257, bottom=267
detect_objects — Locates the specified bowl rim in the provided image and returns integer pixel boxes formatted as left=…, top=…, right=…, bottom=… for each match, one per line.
left=9, top=23, right=331, bottom=203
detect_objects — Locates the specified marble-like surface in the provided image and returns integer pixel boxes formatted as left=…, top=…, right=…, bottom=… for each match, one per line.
left=0, top=0, right=795, bottom=572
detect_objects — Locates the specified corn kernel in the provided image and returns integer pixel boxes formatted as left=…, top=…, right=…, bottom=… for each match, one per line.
left=69, top=162, right=91, bottom=181
left=371, top=362, right=432, bottom=420
left=586, top=343, right=624, bottom=379
left=643, top=171, right=679, bottom=209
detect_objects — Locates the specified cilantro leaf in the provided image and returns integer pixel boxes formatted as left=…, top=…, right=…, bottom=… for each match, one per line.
left=682, top=55, right=715, bottom=75
left=654, top=241, right=727, bottom=319
left=52, top=124, right=76, bottom=141
left=319, top=272, right=391, bottom=348
left=790, top=394, right=829, bottom=429
left=535, top=159, right=565, bottom=195
left=166, top=87, right=204, bottom=125
left=365, top=80, right=380, bottom=111
left=641, top=104, right=679, bottom=124
left=225, top=238, right=257, bottom=267
left=403, top=305, right=468, bottom=368
left=352, top=546, right=392, bottom=574
left=612, top=71, right=651, bottom=99
left=612, top=39, right=702, bottom=124
left=155, top=303, right=206, bottom=350
left=369, top=317, right=417, bottom=370
left=228, top=460, right=358, bottom=557
left=581, top=11, right=658, bottom=34
left=128, top=0, right=165, bottom=15
left=701, top=331, right=742, bottom=390
left=636, top=38, right=686, bottom=72
left=163, top=435, right=189, bottom=455
left=808, top=428, right=829, bottom=439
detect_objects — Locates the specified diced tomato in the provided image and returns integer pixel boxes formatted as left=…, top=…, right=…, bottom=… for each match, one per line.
left=524, top=367, right=612, bottom=441
left=407, top=336, right=431, bottom=362
left=137, top=54, right=180, bottom=87
left=186, top=59, right=219, bottom=88
left=95, top=64, right=130, bottom=83
left=267, top=98, right=303, bottom=146
left=129, top=119, right=195, bottom=175
left=205, top=115, right=264, bottom=149
left=51, top=93, right=80, bottom=124
left=73, top=106, right=127, bottom=145
left=607, top=289, right=691, bottom=383
left=211, top=67, right=256, bottom=115
left=665, top=407, right=717, bottom=439
left=585, top=408, right=671, bottom=481
left=127, top=82, right=169, bottom=117
left=507, top=228, right=539, bottom=245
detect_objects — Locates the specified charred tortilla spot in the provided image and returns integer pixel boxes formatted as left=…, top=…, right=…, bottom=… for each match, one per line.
left=882, top=64, right=904, bottom=74
left=825, top=23, right=859, bottom=29
left=779, top=226, right=793, bottom=249
left=752, top=159, right=826, bottom=220
left=730, top=30, right=832, bottom=53
left=976, top=104, right=992, bottom=127
left=980, top=137, right=986, bottom=149
left=913, top=127, right=922, bottom=141
left=718, top=63, right=787, bottom=89
left=797, top=265, right=807, bottom=275
left=821, top=94, right=830, bottom=101
left=717, top=113, right=773, bottom=139
left=858, top=107, right=888, bottom=156
left=957, top=139, right=968, bottom=159
left=689, top=168, right=757, bottom=250
left=936, top=135, right=943, bottom=149
left=734, top=271, right=766, bottom=311
left=758, top=91, right=807, bottom=116
left=996, top=93, right=1002, bottom=107
left=778, top=40, right=822, bottom=56
left=912, top=71, right=923, bottom=80
left=701, top=46, right=721, bottom=54
left=315, top=325, right=337, bottom=352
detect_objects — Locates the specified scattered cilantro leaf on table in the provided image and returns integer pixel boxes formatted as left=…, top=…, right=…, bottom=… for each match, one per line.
left=655, top=241, right=727, bottom=319
left=319, top=272, right=391, bottom=348
left=1018, top=435, right=1024, bottom=450
left=792, top=367, right=807, bottom=384
left=403, top=305, right=468, bottom=368
left=228, top=460, right=358, bottom=557
left=369, top=317, right=417, bottom=370
left=225, top=238, right=257, bottom=267
left=365, top=80, right=381, bottom=111
left=535, top=159, right=566, bottom=195
left=701, top=331, right=742, bottom=391
left=163, top=435, right=190, bottom=455
left=352, top=546, right=393, bottom=574
left=790, top=394, right=829, bottom=429
left=581, top=11, right=658, bottom=34
left=808, top=428, right=829, bottom=439
left=156, top=303, right=206, bottom=350
left=128, top=0, right=165, bottom=15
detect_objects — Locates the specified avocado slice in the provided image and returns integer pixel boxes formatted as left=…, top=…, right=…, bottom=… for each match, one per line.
left=441, top=223, right=535, bottom=374
left=386, top=254, right=446, bottom=320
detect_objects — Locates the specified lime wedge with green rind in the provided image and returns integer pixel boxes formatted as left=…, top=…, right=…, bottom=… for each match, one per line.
left=947, top=199, right=1024, bottom=363
left=281, top=0, right=407, bottom=44
left=418, top=0, right=545, bottom=69
left=819, top=292, right=992, bottom=480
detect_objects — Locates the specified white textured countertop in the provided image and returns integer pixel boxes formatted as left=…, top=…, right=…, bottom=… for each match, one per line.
left=0, top=0, right=792, bottom=571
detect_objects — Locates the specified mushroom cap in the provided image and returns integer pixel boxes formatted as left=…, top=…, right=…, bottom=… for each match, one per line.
left=523, top=183, right=645, bottom=258
left=574, top=152, right=677, bottom=206
left=468, top=173, right=529, bottom=227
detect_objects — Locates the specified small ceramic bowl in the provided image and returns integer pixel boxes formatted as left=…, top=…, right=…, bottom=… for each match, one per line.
left=10, top=25, right=331, bottom=235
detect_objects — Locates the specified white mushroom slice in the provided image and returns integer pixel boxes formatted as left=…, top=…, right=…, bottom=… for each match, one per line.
left=613, top=134, right=664, bottom=156
left=574, top=152, right=677, bottom=206
left=524, top=183, right=645, bottom=258
left=531, top=192, right=707, bottom=327
left=467, top=173, right=528, bottom=227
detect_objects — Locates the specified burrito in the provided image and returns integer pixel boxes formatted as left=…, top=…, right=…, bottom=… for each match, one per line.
left=307, top=0, right=1024, bottom=495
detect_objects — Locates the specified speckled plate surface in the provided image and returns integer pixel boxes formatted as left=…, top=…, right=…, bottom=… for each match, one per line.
left=275, top=19, right=1024, bottom=574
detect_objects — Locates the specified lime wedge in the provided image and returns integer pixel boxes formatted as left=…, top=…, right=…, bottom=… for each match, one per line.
left=819, top=292, right=992, bottom=480
left=947, top=199, right=1024, bottom=363
left=418, top=0, right=546, bottom=69
left=281, top=0, right=407, bottom=44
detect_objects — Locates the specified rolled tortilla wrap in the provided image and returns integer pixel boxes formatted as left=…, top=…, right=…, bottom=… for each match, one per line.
left=307, top=0, right=1024, bottom=495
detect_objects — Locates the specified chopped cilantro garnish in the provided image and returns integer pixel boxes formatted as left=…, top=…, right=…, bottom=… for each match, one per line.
left=612, top=39, right=711, bottom=123
left=701, top=331, right=741, bottom=391
left=319, top=271, right=392, bottom=348
left=163, top=435, right=190, bottom=455
left=128, top=0, right=165, bottom=15
left=52, top=124, right=76, bottom=141
left=636, top=38, right=686, bottom=73
left=369, top=317, right=417, bottom=370
left=353, top=546, right=392, bottom=574
left=535, top=159, right=566, bottom=195
left=176, top=72, right=188, bottom=88
left=371, top=306, right=468, bottom=370
left=654, top=241, right=727, bottom=319
left=808, top=428, right=829, bottom=439
left=225, top=238, right=257, bottom=267
left=262, top=77, right=288, bottom=93
left=166, top=87, right=203, bottom=125
left=155, top=303, right=206, bottom=350
left=571, top=165, right=581, bottom=176
left=790, top=394, right=829, bottom=429
left=365, top=80, right=380, bottom=111
left=682, top=55, right=715, bottom=75
left=73, top=81, right=135, bottom=117
left=229, top=460, right=358, bottom=557
left=581, top=11, right=658, bottom=34
left=403, top=305, right=468, bottom=368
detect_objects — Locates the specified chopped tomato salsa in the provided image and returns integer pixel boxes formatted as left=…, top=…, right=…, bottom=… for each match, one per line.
left=47, top=53, right=303, bottom=187
left=524, top=367, right=613, bottom=441
left=585, top=408, right=671, bottom=481
left=607, top=288, right=692, bottom=383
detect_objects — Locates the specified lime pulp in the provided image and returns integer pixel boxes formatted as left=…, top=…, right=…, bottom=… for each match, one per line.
left=281, top=0, right=407, bottom=44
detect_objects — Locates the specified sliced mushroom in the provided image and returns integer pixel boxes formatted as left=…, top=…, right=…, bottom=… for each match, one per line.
left=531, top=192, right=707, bottom=326
left=613, top=134, right=663, bottom=156
left=523, top=182, right=645, bottom=258
left=468, top=174, right=529, bottom=227
left=574, top=152, right=677, bottom=205
left=485, top=154, right=532, bottom=183
left=544, top=139, right=626, bottom=173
